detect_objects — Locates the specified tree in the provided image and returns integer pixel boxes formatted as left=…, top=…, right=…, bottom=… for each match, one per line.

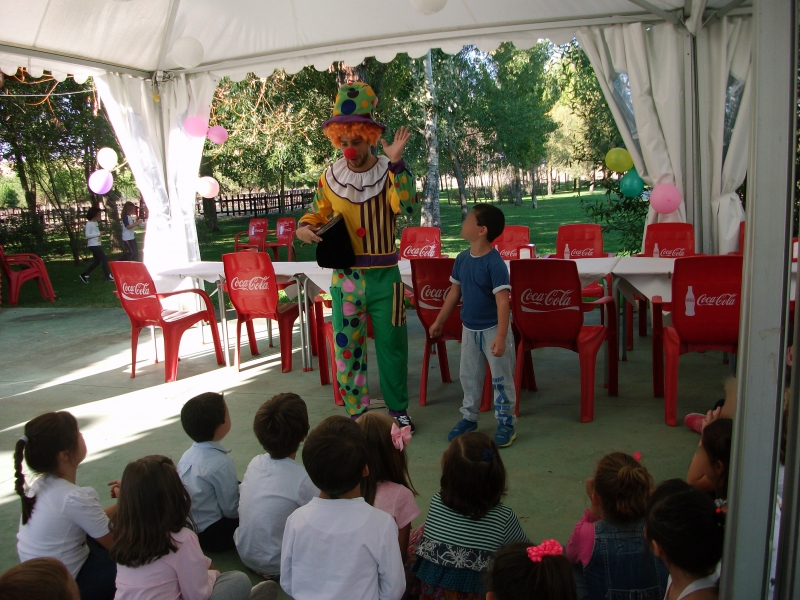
left=419, top=50, right=441, bottom=228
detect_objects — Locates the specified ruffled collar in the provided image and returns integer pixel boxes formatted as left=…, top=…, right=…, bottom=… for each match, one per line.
left=326, top=156, right=390, bottom=204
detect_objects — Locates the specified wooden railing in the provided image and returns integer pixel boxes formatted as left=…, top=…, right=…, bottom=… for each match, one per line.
left=196, top=190, right=314, bottom=218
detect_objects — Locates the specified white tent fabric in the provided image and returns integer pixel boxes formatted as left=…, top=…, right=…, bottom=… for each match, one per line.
left=696, top=17, right=751, bottom=255
left=94, top=72, right=217, bottom=290
left=1, top=0, right=739, bottom=80
left=577, top=23, right=687, bottom=234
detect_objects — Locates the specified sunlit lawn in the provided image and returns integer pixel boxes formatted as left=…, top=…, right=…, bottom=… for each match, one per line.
left=4, top=188, right=616, bottom=309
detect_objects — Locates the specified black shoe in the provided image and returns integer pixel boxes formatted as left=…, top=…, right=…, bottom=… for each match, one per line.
left=106, top=275, right=115, bottom=282
left=393, top=411, right=416, bottom=434
left=79, top=274, right=89, bottom=284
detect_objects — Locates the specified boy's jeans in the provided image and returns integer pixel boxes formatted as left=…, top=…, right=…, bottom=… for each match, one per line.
left=459, top=325, right=517, bottom=427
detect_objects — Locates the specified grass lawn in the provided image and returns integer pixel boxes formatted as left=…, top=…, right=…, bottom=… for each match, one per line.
left=3, top=188, right=616, bottom=309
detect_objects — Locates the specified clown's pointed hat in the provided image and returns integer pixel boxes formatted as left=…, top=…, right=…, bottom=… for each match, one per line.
left=323, top=81, right=386, bottom=131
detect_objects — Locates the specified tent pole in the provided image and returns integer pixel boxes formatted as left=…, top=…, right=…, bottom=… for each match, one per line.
left=682, top=26, right=701, bottom=250
left=720, top=0, right=796, bottom=597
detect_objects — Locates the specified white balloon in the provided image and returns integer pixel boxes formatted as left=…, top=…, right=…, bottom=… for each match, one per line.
left=171, top=37, right=205, bottom=69
left=410, top=0, right=447, bottom=15
left=97, top=147, right=118, bottom=170
left=196, top=176, right=219, bottom=199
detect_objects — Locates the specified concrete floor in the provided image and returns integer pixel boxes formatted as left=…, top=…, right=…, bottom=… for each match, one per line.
left=0, top=304, right=728, bottom=595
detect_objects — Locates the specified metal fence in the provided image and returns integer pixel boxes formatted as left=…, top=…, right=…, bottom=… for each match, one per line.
left=0, top=205, right=106, bottom=230
left=197, top=190, right=314, bottom=218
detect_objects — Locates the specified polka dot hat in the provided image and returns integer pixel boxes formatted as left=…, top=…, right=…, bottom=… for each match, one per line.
left=322, top=81, right=386, bottom=131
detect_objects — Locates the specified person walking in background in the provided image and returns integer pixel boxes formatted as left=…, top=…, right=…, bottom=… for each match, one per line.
left=120, top=202, right=143, bottom=261
left=79, top=206, right=113, bottom=283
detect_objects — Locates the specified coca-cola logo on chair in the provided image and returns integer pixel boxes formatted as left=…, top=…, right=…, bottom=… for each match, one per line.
left=403, top=244, right=438, bottom=258
left=684, top=285, right=737, bottom=317
left=121, top=282, right=154, bottom=301
left=497, top=248, right=517, bottom=259
left=658, top=248, right=686, bottom=258
left=569, top=248, right=595, bottom=258
left=520, top=288, right=578, bottom=313
left=417, top=284, right=450, bottom=310
left=230, top=276, right=271, bottom=291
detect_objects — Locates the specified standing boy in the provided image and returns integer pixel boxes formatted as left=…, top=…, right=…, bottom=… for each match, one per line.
left=429, top=204, right=518, bottom=447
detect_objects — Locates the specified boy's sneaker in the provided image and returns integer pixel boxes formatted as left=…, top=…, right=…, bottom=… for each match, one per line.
left=448, top=418, right=478, bottom=441
left=684, top=413, right=705, bottom=434
left=391, top=410, right=416, bottom=434
left=79, top=274, right=89, bottom=284
left=494, top=425, right=516, bottom=448
left=250, top=581, right=279, bottom=600
left=106, top=275, right=115, bottom=282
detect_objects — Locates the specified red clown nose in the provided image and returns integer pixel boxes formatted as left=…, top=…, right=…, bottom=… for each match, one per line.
left=343, top=147, right=357, bottom=161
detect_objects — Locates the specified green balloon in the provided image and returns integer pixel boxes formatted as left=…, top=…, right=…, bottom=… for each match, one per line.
left=620, top=168, right=645, bottom=198
left=606, top=148, right=634, bottom=173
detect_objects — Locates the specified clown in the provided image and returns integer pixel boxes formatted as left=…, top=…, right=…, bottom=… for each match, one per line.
left=296, top=82, right=419, bottom=430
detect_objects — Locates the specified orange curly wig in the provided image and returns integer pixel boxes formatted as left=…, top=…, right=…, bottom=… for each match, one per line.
left=324, top=122, right=383, bottom=148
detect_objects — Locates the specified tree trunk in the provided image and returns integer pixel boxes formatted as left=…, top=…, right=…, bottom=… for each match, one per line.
left=531, top=166, right=538, bottom=209
left=103, top=191, right=125, bottom=253
left=279, top=170, right=286, bottom=213
left=546, top=168, right=553, bottom=196
left=449, top=143, right=469, bottom=222
left=514, top=168, right=523, bottom=206
left=590, top=171, right=596, bottom=193
left=11, top=146, right=43, bottom=244
left=420, top=50, right=441, bottom=228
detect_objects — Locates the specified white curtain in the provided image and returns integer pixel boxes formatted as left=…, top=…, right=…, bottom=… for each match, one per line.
left=697, top=17, right=751, bottom=254
left=94, top=72, right=217, bottom=288
left=577, top=23, right=687, bottom=235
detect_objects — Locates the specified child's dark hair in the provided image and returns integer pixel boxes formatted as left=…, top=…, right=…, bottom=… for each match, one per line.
left=441, top=432, right=506, bottom=519
left=86, top=206, right=102, bottom=220
left=593, top=452, right=653, bottom=523
left=302, top=416, right=367, bottom=498
left=701, top=418, right=732, bottom=499
left=253, top=393, right=309, bottom=459
left=645, top=479, right=724, bottom=577
left=122, top=201, right=137, bottom=215
left=486, top=542, right=577, bottom=600
left=180, top=392, right=226, bottom=443
left=14, top=411, right=80, bottom=524
left=110, top=455, right=194, bottom=568
left=357, top=412, right=417, bottom=505
left=472, top=204, right=505, bottom=242
left=0, top=557, right=77, bottom=600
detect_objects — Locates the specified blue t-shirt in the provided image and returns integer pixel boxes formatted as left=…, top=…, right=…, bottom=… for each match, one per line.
left=450, top=248, right=511, bottom=330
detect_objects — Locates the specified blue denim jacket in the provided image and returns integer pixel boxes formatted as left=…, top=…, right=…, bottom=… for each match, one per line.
left=583, top=519, right=668, bottom=600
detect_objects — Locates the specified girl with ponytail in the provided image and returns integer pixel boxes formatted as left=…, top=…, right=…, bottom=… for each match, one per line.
left=15, top=411, right=118, bottom=600
left=566, top=452, right=668, bottom=600
left=645, top=479, right=724, bottom=599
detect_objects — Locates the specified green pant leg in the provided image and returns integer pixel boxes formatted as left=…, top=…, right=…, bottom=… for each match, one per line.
left=364, top=266, right=409, bottom=412
left=330, top=269, right=370, bottom=416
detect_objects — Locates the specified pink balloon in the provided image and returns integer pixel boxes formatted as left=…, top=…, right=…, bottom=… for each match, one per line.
left=183, top=116, right=208, bottom=137
left=207, top=125, right=228, bottom=145
left=649, top=183, right=682, bottom=215
left=88, top=169, right=113, bottom=195
left=196, top=176, right=219, bottom=198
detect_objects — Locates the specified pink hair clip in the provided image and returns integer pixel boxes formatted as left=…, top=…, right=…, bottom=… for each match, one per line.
left=391, top=423, right=412, bottom=451
left=526, top=540, right=563, bottom=563
left=634, top=451, right=642, bottom=462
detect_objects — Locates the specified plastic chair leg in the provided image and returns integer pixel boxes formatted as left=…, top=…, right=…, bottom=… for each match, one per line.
left=578, top=343, right=602, bottom=423
left=318, top=320, right=330, bottom=386
left=130, top=326, right=142, bottom=378
left=663, top=327, right=681, bottom=427
left=638, top=299, right=647, bottom=337
left=324, top=323, right=344, bottom=406
left=437, top=341, right=451, bottom=383
left=626, top=303, right=634, bottom=351
left=513, top=342, right=526, bottom=416
left=419, top=339, right=432, bottom=406
left=162, top=328, right=182, bottom=383
left=245, top=319, right=259, bottom=356
left=523, top=351, right=536, bottom=391
left=277, top=314, right=296, bottom=373
left=236, top=318, right=244, bottom=371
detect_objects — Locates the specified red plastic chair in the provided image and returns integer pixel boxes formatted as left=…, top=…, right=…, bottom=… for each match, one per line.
left=222, top=252, right=299, bottom=372
left=400, top=227, right=442, bottom=260
left=234, top=218, right=270, bottom=253
left=492, top=226, right=530, bottom=260
left=626, top=223, right=697, bottom=350
left=0, top=244, right=56, bottom=306
left=651, top=255, right=743, bottom=426
left=510, top=259, right=618, bottom=423
left=264, top=218, right=297, bottom=261
left=555, top=224, right=611, bottom=323
left=110, top=262, right=224, bottom=382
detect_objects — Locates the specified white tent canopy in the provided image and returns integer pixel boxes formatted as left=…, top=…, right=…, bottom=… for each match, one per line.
left=2, top=2, right=797, bottom=599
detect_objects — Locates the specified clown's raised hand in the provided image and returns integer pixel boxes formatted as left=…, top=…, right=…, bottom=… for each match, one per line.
left=381, top=126, right=411, bottom=164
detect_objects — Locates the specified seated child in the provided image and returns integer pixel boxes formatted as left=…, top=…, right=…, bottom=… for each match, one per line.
left=111, top=455, right=277, bottom=600
left=645, top=479, right=724, bottom=599
left=429, top=204, right=517, bottom=448
left=684, top=376, right=737, bottom=433
left=15, top=411, right=117, bottom=600
left=485, top=541, right=577, bottom=600
left=235, top=393, right=318, bottom=578
left=357, top=412, right=420, bottom=562
left=566, top=452, right=667, bottom=600
left=177, top=392, right=239, bottom=552
left=0, top=557, right=80, bottom=600
left=281, top=416, right=405, bottom=600
left=411, top=432, right=530, bottom=599
left=686, top=418, right=733, bottom=499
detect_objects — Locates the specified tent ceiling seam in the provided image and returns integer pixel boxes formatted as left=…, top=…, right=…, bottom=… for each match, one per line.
left=704, top=0, right=749, bottom=24
left=624, top=0, right=684, bottom=27
left=31, top=0, right=54, bottom=50
left=0, top=43, right=151, bottom=78
left=156, top=0, right=182, bottom=73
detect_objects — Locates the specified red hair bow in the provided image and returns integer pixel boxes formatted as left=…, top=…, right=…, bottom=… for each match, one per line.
left=526, top=540, right=563, bottom=563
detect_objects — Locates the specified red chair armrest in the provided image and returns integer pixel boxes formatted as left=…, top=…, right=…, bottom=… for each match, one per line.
left=233, top=231, right=248, bottom=244
left=157, top=288, right=217, bottom=313
left=581, top=295, right=614, bottom=311
left=651, top=296, right=672, bottom=312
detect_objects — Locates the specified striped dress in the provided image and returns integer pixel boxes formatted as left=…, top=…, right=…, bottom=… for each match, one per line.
left=412, top=493, right=530, bottom=595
